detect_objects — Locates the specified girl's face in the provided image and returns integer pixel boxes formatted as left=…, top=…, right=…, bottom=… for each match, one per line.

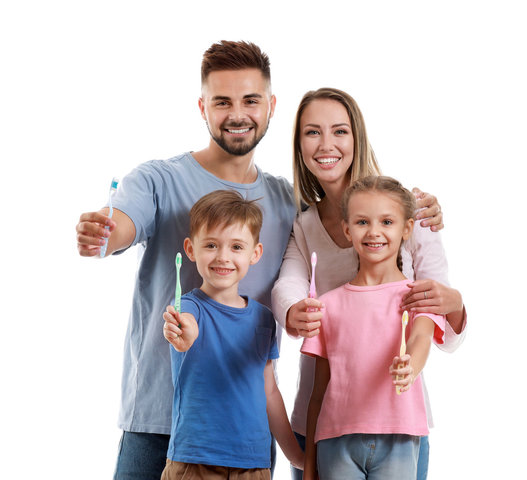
left=342, top=191, right=414, bottom=268
left=299, top=99, right=354, bottom=189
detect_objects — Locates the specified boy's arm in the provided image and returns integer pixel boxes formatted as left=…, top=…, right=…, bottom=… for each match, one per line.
left=163, top=306, right=199, bottom=352
left=76, top=207, right=136, bottom=257
left=264, top=361, right=304, bottom=470
left=304, top=356, right=330, bottom=480
left=390, top=316, right=435, bottom=393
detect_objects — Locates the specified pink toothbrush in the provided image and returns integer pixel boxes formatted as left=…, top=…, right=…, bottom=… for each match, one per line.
left=307, top=252, right=317, bottom=311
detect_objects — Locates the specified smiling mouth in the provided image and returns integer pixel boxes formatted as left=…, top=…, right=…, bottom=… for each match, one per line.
left=211, top=267, right=235, bottom=275
left=364, top=243, right=386, bottom=249
left=315, top=157, right=340, bottom=165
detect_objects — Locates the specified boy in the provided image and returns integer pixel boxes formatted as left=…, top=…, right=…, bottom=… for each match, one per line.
left=161, top=190, right=303, bottom=479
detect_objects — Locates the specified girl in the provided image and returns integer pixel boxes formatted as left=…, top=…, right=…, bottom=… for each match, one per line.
left=271, top=88, right=466, bottom=479
left=302, top=176, right=446, bottom=480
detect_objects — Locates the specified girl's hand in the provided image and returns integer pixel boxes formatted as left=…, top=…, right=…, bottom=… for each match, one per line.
left=163, top=306, right=199, bottom=352
left=401, top=279, right=463, bottom=315
left=286, top=298, right=324, bottom=338
left=389, top=354, right=415, bottom=393
left=412, top=188, right=444, bottom=231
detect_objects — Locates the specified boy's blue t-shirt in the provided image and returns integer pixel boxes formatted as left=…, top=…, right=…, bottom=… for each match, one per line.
left=167, top=288, right=279, bottom=468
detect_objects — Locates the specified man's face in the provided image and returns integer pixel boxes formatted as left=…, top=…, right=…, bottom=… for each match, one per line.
left=199, top=69, right=276, bottom=156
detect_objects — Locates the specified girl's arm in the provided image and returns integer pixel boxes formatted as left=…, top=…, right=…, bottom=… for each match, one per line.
left=304, top=356, right=330, bottom=480
left=271, top=228, right=322, bottom=338
left=390, top=315, right=435, bottom=393
left=264, top=361, right=304, bottom=470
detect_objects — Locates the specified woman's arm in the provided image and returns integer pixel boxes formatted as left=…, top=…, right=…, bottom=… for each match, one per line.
left=271, top=227, right=322, bottom=338
left=304, top=356, right=330, bottom=480
left=403, top=223, right=467, bottom=352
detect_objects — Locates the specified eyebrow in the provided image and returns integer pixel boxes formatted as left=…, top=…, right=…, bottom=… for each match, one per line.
left=303, top=122, right=351, bottom=128
left=211, top=93, right=264, bottom=101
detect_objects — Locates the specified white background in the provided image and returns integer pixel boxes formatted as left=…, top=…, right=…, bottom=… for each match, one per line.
left=1, top=1, right=526, bottom=478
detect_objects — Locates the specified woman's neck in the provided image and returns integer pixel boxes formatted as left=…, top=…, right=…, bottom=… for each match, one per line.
left=317, top=180, right=352, bottom=249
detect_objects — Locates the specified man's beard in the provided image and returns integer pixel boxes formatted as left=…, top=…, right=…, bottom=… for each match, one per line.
left=209, top=120, right=270, bottom=156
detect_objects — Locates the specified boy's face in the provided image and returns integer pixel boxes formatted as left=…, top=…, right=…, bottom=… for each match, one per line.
left=199, top=68, right=276, bottom=156
left=184, top=222, right=263, bottom=299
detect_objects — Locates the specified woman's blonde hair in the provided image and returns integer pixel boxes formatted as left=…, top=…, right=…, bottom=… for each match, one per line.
left=293, top=87, right=381, bottom=209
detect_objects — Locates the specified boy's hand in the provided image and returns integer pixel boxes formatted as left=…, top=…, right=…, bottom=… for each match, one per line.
left=76, top=211, right=116, bottom=257
left=389, top=354, right=415, bottom=393
left=163, top=306, right=199, bottom=352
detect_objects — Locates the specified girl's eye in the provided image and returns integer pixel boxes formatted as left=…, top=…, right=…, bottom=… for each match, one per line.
left=357, top=220, right=367, bottom=225
left=382, top=219, right=393, bottom=225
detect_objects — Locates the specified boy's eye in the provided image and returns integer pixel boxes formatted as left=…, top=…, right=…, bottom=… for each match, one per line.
left=205, top=243, right=217, bottom=249
left=232, top=244, right=243, bottom=251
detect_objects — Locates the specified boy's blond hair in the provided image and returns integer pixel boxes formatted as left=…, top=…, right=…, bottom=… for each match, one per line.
left=189, top=190, right=263, bottom=243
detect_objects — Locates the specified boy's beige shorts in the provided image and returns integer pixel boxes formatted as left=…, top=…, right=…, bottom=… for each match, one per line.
left=161, top=459, right=271, bottom=480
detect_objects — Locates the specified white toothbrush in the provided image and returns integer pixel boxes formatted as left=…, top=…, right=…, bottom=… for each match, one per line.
left=396, top=310, right=409, bottom=395
left=100, top=177, right=119, bottom=258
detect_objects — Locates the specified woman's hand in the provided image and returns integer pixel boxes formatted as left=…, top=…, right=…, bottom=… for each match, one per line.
left=413, top=188, right=444, bottom=231
left=401, top=279, right=463, bottom=315
left=286, top=298, right=324, bottom=338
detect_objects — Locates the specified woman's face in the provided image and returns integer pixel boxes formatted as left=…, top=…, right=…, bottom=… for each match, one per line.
left=299, top=98, right=354, bottom=189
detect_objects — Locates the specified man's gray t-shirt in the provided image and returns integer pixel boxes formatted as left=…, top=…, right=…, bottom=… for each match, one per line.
left=112, top=152, right=296, bottom=434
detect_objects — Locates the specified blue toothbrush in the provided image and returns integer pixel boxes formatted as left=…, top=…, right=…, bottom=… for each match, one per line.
left=100, top=177, right=119, bottom=258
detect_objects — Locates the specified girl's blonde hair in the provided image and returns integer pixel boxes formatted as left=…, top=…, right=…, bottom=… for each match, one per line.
left=341, top=175, right=416, bottom=271
left=293, top=88, right=381, bottom=209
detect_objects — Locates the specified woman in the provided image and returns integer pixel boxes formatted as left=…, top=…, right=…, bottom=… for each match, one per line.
left=271, top=88, right=466, bottom=480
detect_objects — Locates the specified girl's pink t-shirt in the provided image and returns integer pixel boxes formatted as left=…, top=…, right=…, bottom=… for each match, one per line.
left=301, top=280, right=445, bottom=442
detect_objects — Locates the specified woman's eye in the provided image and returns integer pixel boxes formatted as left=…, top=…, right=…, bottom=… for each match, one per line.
left=305, top=130, right=320, bottom=136
left=335, top=129, right=348, bottom=135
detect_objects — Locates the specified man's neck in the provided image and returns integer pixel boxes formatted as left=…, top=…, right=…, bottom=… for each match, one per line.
left=192, top=142, right=258, bottom=184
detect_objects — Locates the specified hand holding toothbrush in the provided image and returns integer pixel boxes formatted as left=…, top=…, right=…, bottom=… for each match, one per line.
left=163, top=306, right=199, bottom=352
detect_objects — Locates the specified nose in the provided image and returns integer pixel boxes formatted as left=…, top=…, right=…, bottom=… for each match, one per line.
left=227, top=103, right=246, bottom=123
left=216, top=246, right=230, bottom=263
left=317, top=133, right=334, bottom=152
left=367, top=222, right=381, bottom=237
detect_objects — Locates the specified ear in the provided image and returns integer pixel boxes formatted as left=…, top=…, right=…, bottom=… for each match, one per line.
left=198, top=97, right=206, bottom=121
left=183, top=237, right=196, bottom=262
left=402, top=218, right=414, bottom=241
left=250, top=242, right=264, bottom=265
left=341, top=219, right=353, bottom=243
left=269, top=94, right=277, bottom=119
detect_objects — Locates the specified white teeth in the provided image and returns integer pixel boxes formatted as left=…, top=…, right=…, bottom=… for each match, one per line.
left=316, top=157, right=340, bottom=165
left=366, top=243, right=384, bottom=247
left=228, top=128, right=250, bottom=134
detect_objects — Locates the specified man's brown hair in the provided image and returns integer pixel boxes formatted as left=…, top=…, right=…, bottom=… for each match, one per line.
left=189, top=190, right=263, bottom=243
left=201, top=40, right=271, bottom=84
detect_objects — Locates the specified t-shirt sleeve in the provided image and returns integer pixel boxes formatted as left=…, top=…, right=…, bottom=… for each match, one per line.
left=111, top=161, right=164, bottom=247
left=413, top=312, right=446, bottom=345
left=267, top=310, right=279, bottom=361
left=180, top=294, right=201, bottom=323
left=300, top=316, right=328, bottom=358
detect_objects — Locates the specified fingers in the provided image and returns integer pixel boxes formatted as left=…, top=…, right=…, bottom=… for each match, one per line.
left=401, top=280, right=444, bottom=312
left=76, top=212, right=116, bottom=256
left=413, top=190, right=444, bottom=231
left=163, top=310, right=183, bottom=342
left=390, top=355, right=414, bottom=392
left=287, top=298, right=324, bottom=338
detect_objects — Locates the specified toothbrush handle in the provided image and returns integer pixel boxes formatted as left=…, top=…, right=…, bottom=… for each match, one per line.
left=396, top=329, right=407, bottom=395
